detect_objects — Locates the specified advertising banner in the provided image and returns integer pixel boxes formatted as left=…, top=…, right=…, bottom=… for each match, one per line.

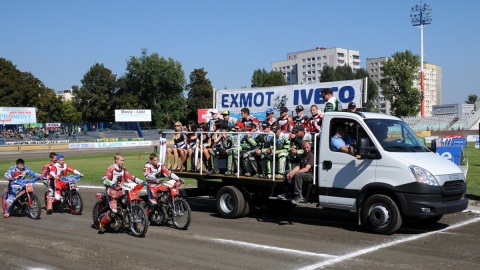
left=436, top=146, right=463, bottom=165
left=46, top=123, right=61, bottom=129
left=214, top=79, right=363, bottom=115
left=0, top=107, right=37, bottom=124
left=115, top=109, right=152, bottom=122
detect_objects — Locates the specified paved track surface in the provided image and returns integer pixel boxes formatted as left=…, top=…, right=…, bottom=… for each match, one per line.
left=1, top=182, right=479, bottom=270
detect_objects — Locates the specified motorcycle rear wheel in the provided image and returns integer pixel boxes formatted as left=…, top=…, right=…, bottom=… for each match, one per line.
left=129, top=205, right=148, bottom=237
left=28, top=194, right=41, bottom=219
left=172, top=198, right=191, bottom=230
left=68, top=191, right=83, bottom=215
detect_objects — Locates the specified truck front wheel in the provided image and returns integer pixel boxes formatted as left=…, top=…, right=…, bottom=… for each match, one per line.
left=362, top=194, right=402, bottom=235
left=216, top=186, right=245, bottom=219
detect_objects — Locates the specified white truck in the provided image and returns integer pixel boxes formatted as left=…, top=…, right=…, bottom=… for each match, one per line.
left=177, top=111, right=468, bottom=234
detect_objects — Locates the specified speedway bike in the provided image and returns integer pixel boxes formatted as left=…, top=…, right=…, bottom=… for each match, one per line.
left=92, top=182, right=148, bottom=237
left=45, top=175, right=84, bottom=215
left=2, top=178, right=42, bottom=219
left=141, top=178, right=191, bottom=230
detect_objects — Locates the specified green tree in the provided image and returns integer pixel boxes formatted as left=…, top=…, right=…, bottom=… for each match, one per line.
left=251, top=69, right=287, bottom=87
left=124, top=49, right=186, bottom=127
left=251, top=69, right=269, bottom=88
left=380, top=50, right=421, bottom=117
left=73, top=63, right=117, bottom=122
left=186, top=68, right=214, bottom=121
left=465, top=94, right=478, bottom=104
left=319, top=65, right=336, bottom=82
left=334, top=65, right=355, bottom=80
left=61, top=100, right=82, bottom=123
left=0, top=58, right=62, bottom=123
left=354, top=68, right=378, bottom=111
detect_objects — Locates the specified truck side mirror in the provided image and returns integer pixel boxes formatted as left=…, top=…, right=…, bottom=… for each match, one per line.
left=356, top=137, right=379, bottom=159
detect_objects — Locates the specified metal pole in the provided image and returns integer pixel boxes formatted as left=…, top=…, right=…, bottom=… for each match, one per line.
left=420, top=24, right=425, bottom=118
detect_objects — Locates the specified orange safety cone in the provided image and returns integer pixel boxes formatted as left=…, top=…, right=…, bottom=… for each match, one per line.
left=138, top=153, right=141, bottom=158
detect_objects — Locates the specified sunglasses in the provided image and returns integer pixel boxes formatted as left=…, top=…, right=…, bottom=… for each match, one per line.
left=175, top=125, right=181, bottom=127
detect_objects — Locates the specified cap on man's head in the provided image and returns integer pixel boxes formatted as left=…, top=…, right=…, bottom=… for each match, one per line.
left=266, top=108, right=274, bottom=114
left=261, top=121, right=270, bottom=129
left=280, top=107, right=289, bottom=113
left=348, top=102, right=356, bottom=109
left=295, top=105, right=304, bottom=111
left=221, top=110, right=229, bottom=115
left=292, top=125, right=305, bottom=133
left=57, top=154, right=65, bottom=159
left=209, top=109, right=218, bottom=114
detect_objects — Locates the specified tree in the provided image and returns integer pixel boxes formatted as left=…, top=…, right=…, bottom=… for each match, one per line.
left=264, top=70, right=287, bottom=87
left=73, top=63, right=117, bottom=122
left=319, top=65, right=336, bottom=82
left=380, top=50, right=421, bottom=117
left=251, top=69, right=287, bottom=87
left=123, top=49, right=186, bottom=127
left=0, top=57, right=62, bottom=123
left=334, top=65, right=355, bottom=80
left=465, top=94, right=478, bottom=104
left=61, top=100, right=82, bottom=123
left=186, top=68, right=214, bottom=121
left=251, top=69, right=269, bottom=88
left=354, top=68, right=378, bottom=111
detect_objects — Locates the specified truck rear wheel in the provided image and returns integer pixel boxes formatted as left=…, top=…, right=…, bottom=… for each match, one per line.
left=216, top=186, right=245, bottom=219
left=362, top=194, right=402, bottom=235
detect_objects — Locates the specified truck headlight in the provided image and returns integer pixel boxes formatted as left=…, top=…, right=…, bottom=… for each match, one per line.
left=409, top=165, right=439, bottom=186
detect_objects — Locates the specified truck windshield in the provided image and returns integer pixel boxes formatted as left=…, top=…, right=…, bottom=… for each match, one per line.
left=364, top=119, right=428, bottom=152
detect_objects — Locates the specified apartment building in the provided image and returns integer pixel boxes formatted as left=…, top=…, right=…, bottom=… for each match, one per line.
left=272, top=47, right=361, bottom=85
left=366, top=57, right=442, bottom=116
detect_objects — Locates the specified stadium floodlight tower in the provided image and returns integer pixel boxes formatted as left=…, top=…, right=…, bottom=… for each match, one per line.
left=411, top=1, right=432, bottom=118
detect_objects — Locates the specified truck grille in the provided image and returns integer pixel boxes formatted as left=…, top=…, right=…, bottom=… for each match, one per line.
left=443, top=180, right=464, bottom=191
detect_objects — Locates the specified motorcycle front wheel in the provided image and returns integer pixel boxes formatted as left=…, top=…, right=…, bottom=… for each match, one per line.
left=92, top=201, right=104, bottom=229
left=172, top=198, right=191, bottom=230
left=129, top=205, right=148, bottom=237
left=28, top=194, right=41, bottom=219
left=68, top=191, right=83, bottom=215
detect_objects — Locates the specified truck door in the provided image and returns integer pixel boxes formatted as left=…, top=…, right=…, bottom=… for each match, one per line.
left=319, top=118, right=377, bottom=210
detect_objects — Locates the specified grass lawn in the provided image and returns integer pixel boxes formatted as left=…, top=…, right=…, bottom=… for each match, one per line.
left=1, top=144, right=479, bottom=198
left=464, top=142, right=480, bottom=200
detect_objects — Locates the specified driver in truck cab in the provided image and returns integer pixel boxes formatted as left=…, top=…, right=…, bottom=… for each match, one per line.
left=331, top=125, right=356, bottom=155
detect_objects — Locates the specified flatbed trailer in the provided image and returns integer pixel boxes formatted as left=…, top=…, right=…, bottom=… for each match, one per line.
left=171, top=111, right=468, bottom=234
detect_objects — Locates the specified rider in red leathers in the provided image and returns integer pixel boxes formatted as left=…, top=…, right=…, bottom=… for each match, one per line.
left=98, top=153, right=145, bottom=234
left=42, top=152, right=57, bottom=213
left=48, top=154, right=84, bottom=214
left=143, top=153, right=181, bottom=216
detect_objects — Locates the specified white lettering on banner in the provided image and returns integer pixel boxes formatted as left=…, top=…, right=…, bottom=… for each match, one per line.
left=440, top=152, right=453, bottom=161
left=215, top=79, right=362, bottom=113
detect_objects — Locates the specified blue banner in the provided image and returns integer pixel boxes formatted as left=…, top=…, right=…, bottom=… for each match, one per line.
left=436, top=146, right=463, bottom=165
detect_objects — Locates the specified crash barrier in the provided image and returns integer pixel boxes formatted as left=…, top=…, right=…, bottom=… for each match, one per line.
left=0, top=144, right=70, bottom=152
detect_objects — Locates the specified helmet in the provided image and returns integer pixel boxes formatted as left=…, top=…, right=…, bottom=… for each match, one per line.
left=266, top=108, right=274, bottom=114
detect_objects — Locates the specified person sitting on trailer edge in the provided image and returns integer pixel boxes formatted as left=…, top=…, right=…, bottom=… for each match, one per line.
left=278, top=140, right=314, bottom=204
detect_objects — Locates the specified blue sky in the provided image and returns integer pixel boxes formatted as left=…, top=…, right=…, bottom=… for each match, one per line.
left=1, top=0, right=478, bottom=105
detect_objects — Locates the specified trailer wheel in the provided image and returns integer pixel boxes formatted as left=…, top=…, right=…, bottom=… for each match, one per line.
left=362, top=194, right=402, bottom=235
left=216, top=186, right=245, bottom=219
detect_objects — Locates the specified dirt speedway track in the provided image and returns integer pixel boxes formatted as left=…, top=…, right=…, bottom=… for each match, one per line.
left=1, top=147, right=480, bottom=269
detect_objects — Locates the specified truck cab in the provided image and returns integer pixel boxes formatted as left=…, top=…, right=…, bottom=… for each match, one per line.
left=319, top=112, right=467, bottom=234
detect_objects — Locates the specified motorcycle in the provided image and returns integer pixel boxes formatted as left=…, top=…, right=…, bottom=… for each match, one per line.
left=141, top=178, right=191, bottom=230
left=92, top=182, right=148, bottom=237
left=45, top=175, right=84, bottom=215
left=2, top=178, right=42, bottom=219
